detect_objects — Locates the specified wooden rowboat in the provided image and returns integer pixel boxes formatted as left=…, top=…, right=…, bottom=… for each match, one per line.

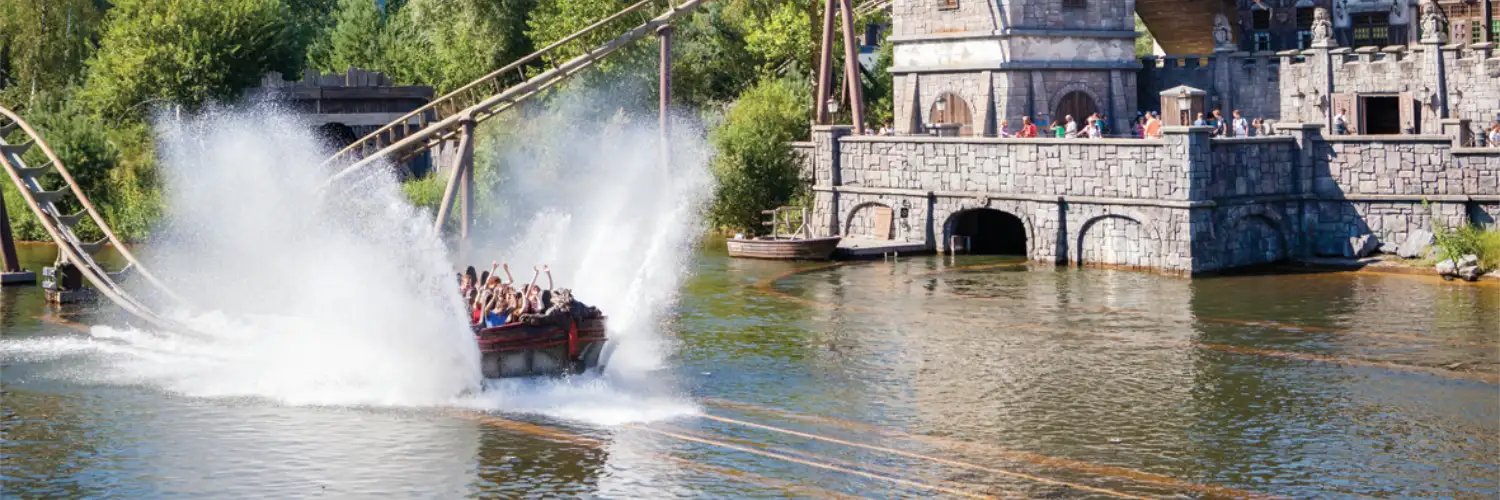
left=726, top=236, right=842, bottom=260
left=473, top=317, right=607, bottom=378
left=727, top=206, right=841, bottom=260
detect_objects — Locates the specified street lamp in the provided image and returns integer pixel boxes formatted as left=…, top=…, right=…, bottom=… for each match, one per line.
left=1176, top=89, right=1191, bottom=126
left=826, top=98, right=840, bottom=115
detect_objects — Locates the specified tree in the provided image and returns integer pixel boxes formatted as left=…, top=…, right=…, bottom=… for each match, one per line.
left=405, top=0, right=535, bottom=92
left=743, top=1, right=814, bottom=75
left=670, top=2, right=761, bottom=108
left=307, top=0, right=391, bottom=76
left=79, top=0, right=307, bottom=122
left=0, top=0, right=105, bottom=106
left=708, top=76, right=811, bottom=233
left=1135, top=14, right=1158, bottom=57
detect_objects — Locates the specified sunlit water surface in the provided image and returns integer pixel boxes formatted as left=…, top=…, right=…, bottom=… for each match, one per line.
left=3, top=243, right=1497, bottom=498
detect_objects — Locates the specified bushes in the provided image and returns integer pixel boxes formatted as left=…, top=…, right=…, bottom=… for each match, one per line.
left=707, top=76, right=810, bottom=234
left=1433, top=223, right=1500, bottom=271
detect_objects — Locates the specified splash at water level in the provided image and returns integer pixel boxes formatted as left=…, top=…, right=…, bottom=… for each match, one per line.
left=1, top=96, right=711, bottom=423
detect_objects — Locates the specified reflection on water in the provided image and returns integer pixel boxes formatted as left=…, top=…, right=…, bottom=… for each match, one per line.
left=3, top=244, right=1498, bottom=498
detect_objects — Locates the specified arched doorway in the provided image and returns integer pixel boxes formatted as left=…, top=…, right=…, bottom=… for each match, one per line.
left=929, top=92, right=973, bottom=136
left=1054, top=91, right=1099, bottom=127
left=949, top=209, right=1027, bottom=255
left=316, top=123, right=357, bottom=151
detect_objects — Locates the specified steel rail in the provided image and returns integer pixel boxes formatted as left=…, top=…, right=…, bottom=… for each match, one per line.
left=321, top=0, right=660, bottom=169
left=0, top=107, right=189, bottom=308
left=323, top=0, right=709, bottom=187
left=0, top=111, right=195, bottom=334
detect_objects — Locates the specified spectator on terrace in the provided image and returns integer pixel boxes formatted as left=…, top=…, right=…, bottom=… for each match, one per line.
left=1193, top=112, right=1208, bottom=127
left=998, top=120, right=1012, bottom=138
left=1132, top=115, right=1146, bottom=138
left=1145, top=112, right=1163, bottom=138
left=1232, top=110, right=1249, bottom=138
left=1064, top=115, right=1079, bottom=138
left=1209, top=109, right=1227, bottom=137
left=1334, top=108, right=1349, bottom=135
left=1051, top=120, right=1067, bottom=139
left=1487, top=122, right=1500, bottom=147
left=1093, top=114, right=1107, bottom=138
left=1018, top=117, right=1038, bottom=138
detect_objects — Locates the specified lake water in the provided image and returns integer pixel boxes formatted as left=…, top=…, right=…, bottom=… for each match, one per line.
left=3, top=243, right=1497, bottom=498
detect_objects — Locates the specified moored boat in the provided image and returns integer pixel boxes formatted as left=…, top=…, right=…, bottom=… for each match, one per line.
left=473, top=317, right=607, bottom=378
left=726, top=236, right=842, bottom=260
left=726, top=206, right=841, bottom=260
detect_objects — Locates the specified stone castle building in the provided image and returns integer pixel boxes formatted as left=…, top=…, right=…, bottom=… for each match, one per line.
left=806, top=0, right=1498, bottom=275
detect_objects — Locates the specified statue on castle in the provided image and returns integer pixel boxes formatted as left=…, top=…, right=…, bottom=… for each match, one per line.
left=1310, top=8, right=1336, bottom=48
left=1420, top=0, right=1448, bottom=44
left=1213, top=13, right=1234, bottom=51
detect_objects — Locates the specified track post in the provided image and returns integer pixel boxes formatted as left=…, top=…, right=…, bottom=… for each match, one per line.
left=1, top=183, right=37, bottom=284
left=658, top=24, right=673, bottom=168
left=814, top=0, right=837, bottom=125
left=457, top=119, right=476, bottom=243
left=838, top=0, right=865, bottom=134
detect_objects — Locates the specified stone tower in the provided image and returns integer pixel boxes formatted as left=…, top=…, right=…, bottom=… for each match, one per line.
left=890, top=0, right=1140, bottom=135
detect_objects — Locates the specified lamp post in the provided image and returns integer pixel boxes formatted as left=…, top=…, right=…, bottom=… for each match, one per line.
left=826, top=98, right=840, bottom=117
left=1176, top=89, right=1191, bottom=126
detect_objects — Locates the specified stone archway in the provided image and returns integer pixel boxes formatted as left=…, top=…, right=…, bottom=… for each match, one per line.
left=1077, top=214, right=1155, bottom=269
left=929, top=92, right=974, bottom=136
left=1054, top=91, right=1100, bottom=129
left=316, top=123, right=358, bottom=152
left=945, top=209, right=1028, bottom=256
left=1222, top=214, right=1286, bottom=268
left=845, top=202, right=897, bottom=240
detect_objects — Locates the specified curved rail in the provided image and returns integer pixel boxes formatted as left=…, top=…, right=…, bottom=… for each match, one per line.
left=323, top=0, right=710, bottom=186
left=0, top=108, right=194, bottom=333
left=322, top=0, right=660, bottom=169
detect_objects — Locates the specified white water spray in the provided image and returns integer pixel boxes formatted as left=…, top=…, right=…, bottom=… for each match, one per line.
left=2, top=89, right=712, bottom=424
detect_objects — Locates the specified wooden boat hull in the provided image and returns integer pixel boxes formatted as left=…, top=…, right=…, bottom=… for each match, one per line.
left=726, top=236, right=841, bottom=260
left=473, top=318, right=607, bottom=378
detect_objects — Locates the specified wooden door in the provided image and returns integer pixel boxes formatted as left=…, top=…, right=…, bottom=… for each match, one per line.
left=1398, top=91, right=1417, bottom=134
left=873, top=206, right=894, bottom=240
left=1055, top=91, right=1099, bottom=128
left=929, top=93, right=973, bottom=136
left=1330, top=93, right=1357, bottom=134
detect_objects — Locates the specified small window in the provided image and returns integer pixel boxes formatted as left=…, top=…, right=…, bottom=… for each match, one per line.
left=1252, top=10, right=1271, bottom=31
left=1296, top=8, right=1315, bottom=30
left=939, top=0, right=958, bottom=10
left=1298, top=30, right=1313, bottom=49
left=1351, top=12, right=1390, bottom=47
left=1253, top=32, right=1272, bottom=52
left=1062, top=0, right=1086, bottom=8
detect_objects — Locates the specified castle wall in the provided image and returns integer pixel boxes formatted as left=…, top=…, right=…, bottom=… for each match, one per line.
left=1277, top=44, right=1499, bottom=134
left=809, top=124, right=1500, bottom=275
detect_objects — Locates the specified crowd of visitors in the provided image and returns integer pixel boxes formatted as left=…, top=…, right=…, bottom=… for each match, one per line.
left=459, top=262, right=555, bottom=328
left=871, top=109, right=1499, bottom=145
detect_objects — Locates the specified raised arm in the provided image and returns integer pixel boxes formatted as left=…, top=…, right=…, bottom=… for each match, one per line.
left=502, top=263, right=514, bottom=284
left=542, top=264, right=553, bottom=290
left=528, top=266, right=541, bottom=291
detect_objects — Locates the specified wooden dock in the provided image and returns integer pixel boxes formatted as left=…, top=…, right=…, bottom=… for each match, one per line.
left=833, top=238, right=930, bottom=260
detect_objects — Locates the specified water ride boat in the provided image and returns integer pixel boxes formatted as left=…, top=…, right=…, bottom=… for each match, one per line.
left=470, top=288, right=608, bottom=378
left=726, top=207, right=841, bottom=260
left=473, top=318, right=607, bottom=378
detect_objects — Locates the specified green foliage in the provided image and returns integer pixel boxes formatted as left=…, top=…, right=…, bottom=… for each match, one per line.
left=1433, top=223, right=1500, bottom=271
left=670, top=2, right=760, bottom=108
left=402, top=171, right=448, bottom=210
left=707, top=76, right=811, bottom=234
left=0, top=0, right=105, bottom=106
left=862, top=12, right=893, bottom=130
left=407, top=0, right=535, bottom=92
left=307, top=0, right=391, bottom=76
left=79, top=0, right=307, bottom=123
left=743, top=1, right=814, bottom=74
left=1134, top=14, right=1157, bottom=58
left=525, top=0, right=633, bottom=62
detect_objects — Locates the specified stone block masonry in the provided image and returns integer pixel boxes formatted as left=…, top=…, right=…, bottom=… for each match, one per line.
left=809, top=124, right=1500, bottom=275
